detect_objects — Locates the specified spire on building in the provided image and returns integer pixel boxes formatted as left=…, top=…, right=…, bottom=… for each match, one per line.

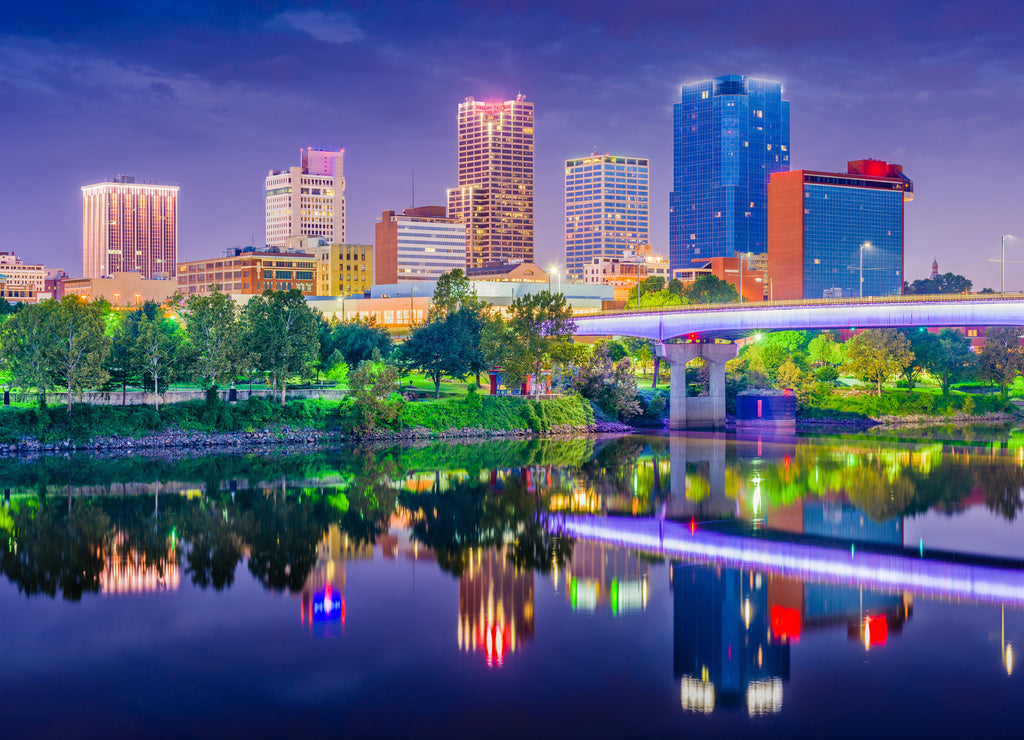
left=931, top=258, right=938, bottom=278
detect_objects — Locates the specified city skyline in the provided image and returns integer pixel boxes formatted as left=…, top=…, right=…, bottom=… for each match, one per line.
left=2, top=1, right=1023, bottom=289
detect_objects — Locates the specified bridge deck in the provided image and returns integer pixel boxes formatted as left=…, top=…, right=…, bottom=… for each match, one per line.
left=575, top=294, right=1024, bottom=340
left=552, top=515, right=1024, bottom=606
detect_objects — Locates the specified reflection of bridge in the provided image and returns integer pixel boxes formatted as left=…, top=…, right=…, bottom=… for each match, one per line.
left=552, top=515, right=1024, bottom=607
left=574, top=296, right=1024, bottom=427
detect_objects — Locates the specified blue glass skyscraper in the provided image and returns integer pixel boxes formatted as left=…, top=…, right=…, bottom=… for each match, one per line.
left=670, top=75, right=790, bottom=270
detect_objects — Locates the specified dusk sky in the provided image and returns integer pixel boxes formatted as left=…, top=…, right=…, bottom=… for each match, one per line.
left=2, top=0, right=1023, bottom=288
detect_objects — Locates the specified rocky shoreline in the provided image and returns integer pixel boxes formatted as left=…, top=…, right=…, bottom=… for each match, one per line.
left=0, top=420, right=637, bottom=456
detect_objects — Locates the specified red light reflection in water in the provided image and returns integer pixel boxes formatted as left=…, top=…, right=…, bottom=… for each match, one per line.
left=481, top=622, right=510, bottom=667
left=863, top=615, right=887, bottom=648
left=770, top=606, right=801, bottom=643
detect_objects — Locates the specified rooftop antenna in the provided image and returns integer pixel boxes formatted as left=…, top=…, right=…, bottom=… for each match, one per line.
left=412, top=169, right=415, bottom=208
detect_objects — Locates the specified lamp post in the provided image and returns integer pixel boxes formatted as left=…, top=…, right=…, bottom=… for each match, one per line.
left=859, top=242, right=872, bottom=299
left=737, top=252, right=746, bottom=303
left=1001, top=234, right=1013, bottom=295
left=554, top=267, right=560, bottom=294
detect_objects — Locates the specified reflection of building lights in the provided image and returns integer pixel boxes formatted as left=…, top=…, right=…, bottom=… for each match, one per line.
left=751, top=475, right=762, bottom=517
left=862, top=614, right=887, bottom=650
left=100, top=532, right=180, bottom=595
left=571, top=578, right=599, bottom=611
left=744, top=598, right=751, bottom=629
left=680, top=676, right=715, bottom=714
left=1006, top=644, right=1014, bottom=676
left=746, top=678, right=783, bottom=716
left=770, top=605, right=801, bottom=643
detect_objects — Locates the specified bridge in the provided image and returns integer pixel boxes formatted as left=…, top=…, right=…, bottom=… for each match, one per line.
left=551, top=515, right=1024, bottom=608
left=573, top=295, right=1024, bottom=428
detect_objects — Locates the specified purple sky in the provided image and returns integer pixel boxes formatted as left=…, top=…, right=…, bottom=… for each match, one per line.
left=2, top=0, right=1023, bottom=288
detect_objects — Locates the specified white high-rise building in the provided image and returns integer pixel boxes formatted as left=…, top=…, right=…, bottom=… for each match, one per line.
left=265, top=147, right=346, bottom=247
left=82, top=175, right=178, bottom=279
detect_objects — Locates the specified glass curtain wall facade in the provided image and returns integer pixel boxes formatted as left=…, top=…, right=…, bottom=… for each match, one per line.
left=670, top=75, right=789, bottom=271
left=803, top=180, right=904, bottom=298
left=565, top=155, right=650, bottom=282
left=766, top=161, right=912, bottom=300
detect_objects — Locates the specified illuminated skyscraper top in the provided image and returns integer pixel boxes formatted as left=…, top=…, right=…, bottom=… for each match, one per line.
left=266, top=147, right=346, bottom=247
left=447, top=95, right=534, bottom=269
left=670, top=75, right=790, bottom=270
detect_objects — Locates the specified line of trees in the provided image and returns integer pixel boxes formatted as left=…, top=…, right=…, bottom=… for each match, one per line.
left=732, top=326, right=1022, bottom=401
left=624, top=273, right=740, bottom=309
left=397, top=270, right=580, bottom=398
left=0, top=289, right=330, bottom=408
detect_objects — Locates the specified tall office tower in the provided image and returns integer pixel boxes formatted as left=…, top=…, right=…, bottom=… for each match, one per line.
left=266, top=147, right=346, bottom=247
left=669, top=75, right=790, bottom=270
left=565, top=154, right=650, bottom=282
left=82, top=176, right=178, bottom=279
left=447, top=95, right=534, bottom=269
left=375, top=206, right=467, bottom=284
left=767, top=159, right=913, bottom=300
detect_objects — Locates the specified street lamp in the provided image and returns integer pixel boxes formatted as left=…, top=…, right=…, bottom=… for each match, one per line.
left=859, top=242, right=872, bottom=299
left=1001, top=234, right=1013, bottom=295
left=737, top=252, right=747, bottom=303
left=548, top=265, right=561, bottom=294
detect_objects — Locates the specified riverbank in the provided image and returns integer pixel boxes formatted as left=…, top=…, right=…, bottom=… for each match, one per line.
left=0, top=394, right=634, bottom=455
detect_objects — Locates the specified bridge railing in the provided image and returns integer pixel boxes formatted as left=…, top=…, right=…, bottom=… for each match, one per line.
left=594, top=291, right=1024, bottom=318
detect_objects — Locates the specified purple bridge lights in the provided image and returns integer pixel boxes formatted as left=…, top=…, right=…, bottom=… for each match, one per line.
left=573, top=295, right=1024, bottom=428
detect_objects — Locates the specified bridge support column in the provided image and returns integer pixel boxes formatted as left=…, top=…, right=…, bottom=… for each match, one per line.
left=656, top=342, right=739, bottom=430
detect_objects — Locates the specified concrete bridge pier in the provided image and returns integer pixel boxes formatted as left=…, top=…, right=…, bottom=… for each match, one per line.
left=667, top=434, right=729, bottom=520
left=656, top=342, right=739, bottom=429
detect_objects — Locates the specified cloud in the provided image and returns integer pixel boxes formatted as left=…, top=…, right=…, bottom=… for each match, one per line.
left=267, top=8, right=364, bottom=44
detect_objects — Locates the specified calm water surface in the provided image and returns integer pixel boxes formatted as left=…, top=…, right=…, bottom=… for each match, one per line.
left=1, top=431, right=1022, bottom=738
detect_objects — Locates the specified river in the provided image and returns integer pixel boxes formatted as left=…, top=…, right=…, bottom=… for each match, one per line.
left=1, top=430, right=1021, bottom=737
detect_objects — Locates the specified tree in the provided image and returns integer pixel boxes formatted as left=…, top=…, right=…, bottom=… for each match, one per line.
left=573, top=344, right=641, bottom=420
left=429, top=269, right=484, bottom=320
left=684, top=274, right=739, bottom=304
left=429, top=271, right=489, bottom=383
left=45, top=296, right=112, bottom=411
left=0, top=300, right=54, bottom=402
left=347, top=356, right=401, bottom=434
left=642, top=275, right=666, bottom=294
left=105, top=308, right=149, bottom=405
left=483, top=291, right=576, bottom=389
left=807, top=331, right=844, bottom=367
left=905, top=272, right=973, bottom=295
left=399, top=317, right=472, bottom=398
left=312, top=314, right=344, bottom=382
left=924, top=329, right=978, bottom=395
left=898, top=329, right=943, bottom=392
left=181, top=289, right=241, bottom=389
left=333, top=318, right=393, bottom=369
left=978, top=327, right=1023, bottom=396
left=242, top=289, right=320, bottom=406
left=626, top=289, right=685, bottom=309
left=844, top=329, right=914, bottom=396
left=666, top=278, right=685, bottom=298
left=133, top=314, right=185, bottom=409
